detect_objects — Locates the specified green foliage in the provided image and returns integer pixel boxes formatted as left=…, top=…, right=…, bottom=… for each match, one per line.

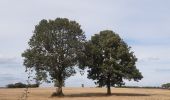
left=81, top=30, right=143, bottom=94
left=22, top=18, right=85, bottom=95
left=162, top=83, right=170, bottom=88
left=6, top=82, right=39, bottom=88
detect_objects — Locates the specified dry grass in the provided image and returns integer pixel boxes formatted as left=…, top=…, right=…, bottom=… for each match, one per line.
left=0, top=87, right=170, bottom=100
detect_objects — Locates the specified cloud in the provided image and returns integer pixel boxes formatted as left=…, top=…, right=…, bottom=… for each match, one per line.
left=0, top=56, right=16, bottom=65
left=0, top=74, right=20, bottom=81
left=155, top=69, right=170, bottom=72
left=138, top=57, right=160, bottom=63
left=148, top=57, right=160, bottom=61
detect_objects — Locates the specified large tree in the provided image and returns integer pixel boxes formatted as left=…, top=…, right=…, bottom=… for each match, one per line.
left=22, top=18, right=85, bottom=96
left=81, top=30, right=143, bottom=95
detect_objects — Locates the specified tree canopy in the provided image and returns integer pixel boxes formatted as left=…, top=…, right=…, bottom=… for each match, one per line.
left=81, top=30, right=143, bottom=95
left=22, top=18, right=86, bottom=96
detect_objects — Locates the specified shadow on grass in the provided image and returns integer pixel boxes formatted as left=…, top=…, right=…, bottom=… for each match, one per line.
left=61, top=93, right=151, bottom=97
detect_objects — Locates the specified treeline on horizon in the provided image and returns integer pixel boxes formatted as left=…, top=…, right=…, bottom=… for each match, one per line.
left=5, top=82, right=170, bottom=89
left=115, top=86, right=167, bottom=89
left=115, top=83, right=170, bottom=89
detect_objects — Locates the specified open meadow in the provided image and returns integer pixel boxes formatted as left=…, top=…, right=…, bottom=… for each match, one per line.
left=0, top=87, right=170, bottom=100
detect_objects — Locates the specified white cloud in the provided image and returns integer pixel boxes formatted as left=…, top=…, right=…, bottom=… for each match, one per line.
left=0, top=55, right=17, bottom=65
left=132, top=45, right=170, bottom=62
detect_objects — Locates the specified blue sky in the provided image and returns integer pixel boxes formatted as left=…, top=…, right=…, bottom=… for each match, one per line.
left=0, top=0, right=170, bottom=87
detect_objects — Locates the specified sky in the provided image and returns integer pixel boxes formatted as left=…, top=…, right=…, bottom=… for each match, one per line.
left=0, top=0, right=170, bottom=87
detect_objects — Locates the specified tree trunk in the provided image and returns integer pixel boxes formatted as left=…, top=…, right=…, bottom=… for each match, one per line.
left=56, top=86, right=64, bottom=96
left=56, top=78, right=64, bottom=96
left=107, top=84, right=111, bottom=95
left=107, top=75, right=111, bottom=95
left=52, top=78, right=64, bottom=96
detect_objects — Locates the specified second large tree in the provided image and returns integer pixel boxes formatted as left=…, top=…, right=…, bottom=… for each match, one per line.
left=82, top=30, right=143, bottom=95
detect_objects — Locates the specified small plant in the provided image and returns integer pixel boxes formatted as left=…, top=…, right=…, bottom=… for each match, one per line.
left=18, top=69, right=32, bottom=100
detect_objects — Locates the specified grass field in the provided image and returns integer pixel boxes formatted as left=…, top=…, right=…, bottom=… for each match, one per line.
left=0, top=87, right=170, bottom=100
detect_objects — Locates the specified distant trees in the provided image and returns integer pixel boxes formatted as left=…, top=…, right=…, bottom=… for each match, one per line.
left=22, top=18, right=85, bottom=96
left=80, top=30, right=143, bottom=95
left=162, top=83, right=170, bottom=89
left=6, top=82, right=39, bottom=88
